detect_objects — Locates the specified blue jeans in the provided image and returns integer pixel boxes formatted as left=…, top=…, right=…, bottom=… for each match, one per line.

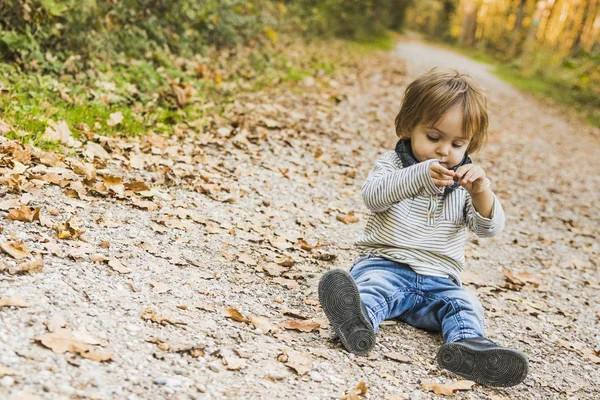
left=349, top=255, right=485, bottom=343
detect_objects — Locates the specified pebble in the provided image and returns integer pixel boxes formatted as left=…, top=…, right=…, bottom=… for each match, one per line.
left=309, top=371, right=323, bottom=382
left=408, top=391, right=421, bottom=400
left=153, top=377, right=182, bottom=387
left=125, top=324, right=141, bottom=332
left=208, top=361, right=221, bottom=373
left=0, top=376, right=15, bottom=387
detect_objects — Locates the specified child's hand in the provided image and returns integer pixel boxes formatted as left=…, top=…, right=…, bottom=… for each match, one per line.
left=454, top=164, right=491, bottom=194
left=430, top=162, right=455, bottom=187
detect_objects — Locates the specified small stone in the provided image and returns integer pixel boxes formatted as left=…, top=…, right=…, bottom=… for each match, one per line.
left=408, top=391, right=421, bottom=400
left=309, top=371, right=323, bottom=382
left=153, top=377, right=181, bottom=387
left=196, top=383, right=207, bottom=393
left=265, top=365, right=291, bottom=381
left=0, top=376, right=15, bottom=387
left=125, top=324, right=141, bottom=332
left=208, top=361, right=221, bottom=373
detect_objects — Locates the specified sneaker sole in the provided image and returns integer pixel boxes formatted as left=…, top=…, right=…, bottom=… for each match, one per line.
left=318, top=269, right=375, bottom=356
left=437, top=342, right=528, bottom=387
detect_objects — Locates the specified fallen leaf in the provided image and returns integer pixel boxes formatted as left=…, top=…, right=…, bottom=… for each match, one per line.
left=46, top=314, right=67, bottom=332
left=106, top=257, right=131, bottom=274
left=281, top=319, right=320, bottom=332
left=33, top=328, right=113, bottom=362
left=272, top=277, right=299, bottom=289
left=336, top=212, right=360, bottom=224
left=270, top=236, right=293, bottom=250
left=0, top=241, right=32, bottom=259
left=263, top=262, right=287, bottom=277
left=224, top=307, right=249, bottom=323
left=278, top=349, right=312, bottom=375
left=421, top=380, right=476, bottom=395
left=141, top=308, right=186, bottom=326
left=248, top=315, right=279, bottom=334
left=238, top=252, right=257, bottom=266
left=6, top=205, right=38, bottom=222
left=149, top=280, right=171, bottom=294
left=0, top=295, right=31, bottom=308
left=107, top=111, right=124, bottom=127
left=11, top=259, right=44, bottom=274
left=340, top=380, right=368, bottom=400
left=222, top=355, right=246, bottom=371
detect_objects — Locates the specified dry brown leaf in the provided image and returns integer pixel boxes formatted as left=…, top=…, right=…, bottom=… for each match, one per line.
left=421, top=380, right=476, bottom=395
left=278, top=349, right=312, bottom=375
left=12, top=258, right=44, bottom=274
left=384, top=352, right=411, bottom=363
left=263, top=262, right=287, bottom=277
left=340, top=380, right=368, bottom=400
left=83, top=141, right=110, bottom=160
left=513, top=271, right=543, bottom=287
left=0, top=294, right=31, bottom=308
left=222, top=355, right=246, bottom=371
left=6, top=205, right=38, bottom=222
left=274, top=255, right=294, bottom=267
left=272, top=277, right=299, bottom=290
left=125, top=181, right=150, bottom=193
left=0, top=198, right=21, bottom=211
left=248, top=315, right=279, bottom=334
left=141, top=308, right=186, bottom=326
left=54, top=217, right=86, bottom=240
left=106, top=257, right=131, bottom=274
left=149, top=280, right=171, bottom=294
left=336, top=212, right=360, bottom=224
left=269, top=236, right=293, bottom=250
left=107, top=111, right=124, bottom=127
left=224, top=307, right=249, bottom=323
left=0, top=241, right=32, bottom=259
left=33, top=328, right=113, bottom=362
left=237, top=252, right=257, bottom=266
left=132, top=199, right=158, bottom=211
left=281, top=319, right=320, bottom=332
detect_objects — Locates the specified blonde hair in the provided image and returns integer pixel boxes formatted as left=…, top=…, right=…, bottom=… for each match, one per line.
left=395, top=68, right=488, bottom=154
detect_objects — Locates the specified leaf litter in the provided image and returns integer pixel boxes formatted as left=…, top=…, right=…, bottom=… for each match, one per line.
left=0, top=38, right=598, bottom=399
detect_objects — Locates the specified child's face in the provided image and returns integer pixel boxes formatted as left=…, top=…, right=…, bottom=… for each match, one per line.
left=410, top=105, right=470, bottom=169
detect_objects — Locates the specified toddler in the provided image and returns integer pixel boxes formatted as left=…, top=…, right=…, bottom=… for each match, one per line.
left=318, top=69, right=528, bottom=387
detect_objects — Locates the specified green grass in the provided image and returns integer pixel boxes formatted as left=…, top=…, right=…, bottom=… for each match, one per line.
left=0, top=34, right=397, bottom=152
left=350, top=30, right=397, bottom=52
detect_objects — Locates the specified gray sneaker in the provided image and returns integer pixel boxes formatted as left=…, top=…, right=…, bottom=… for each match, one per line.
left=318, top=269, right=375, bottom=355
left=437, top=337, right=529, bottom=387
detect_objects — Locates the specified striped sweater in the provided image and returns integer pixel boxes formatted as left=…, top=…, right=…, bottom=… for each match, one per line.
left=355, top=151, right=505, bottom=285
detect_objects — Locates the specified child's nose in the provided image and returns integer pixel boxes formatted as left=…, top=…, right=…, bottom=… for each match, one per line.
left=436, top=144, right=450, bottom=156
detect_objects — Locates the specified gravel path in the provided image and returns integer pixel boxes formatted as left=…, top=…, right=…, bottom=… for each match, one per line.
left=0, top=37, right=598, bottom=400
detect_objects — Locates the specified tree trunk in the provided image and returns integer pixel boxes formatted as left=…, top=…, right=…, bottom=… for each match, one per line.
left=540, top=0, right=559, bottom=46
left=433, top=0, right=456, bottom=40
left=521, top=0, right=546, bottom=59
left=570, top=0, right=594, bottom=56
left=507, top=0, right=528, bottom=59
left=461, top=1, right=479, bottom=46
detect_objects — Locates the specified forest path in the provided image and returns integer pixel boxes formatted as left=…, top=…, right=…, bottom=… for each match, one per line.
left=0, top=37, right=598, bottom=400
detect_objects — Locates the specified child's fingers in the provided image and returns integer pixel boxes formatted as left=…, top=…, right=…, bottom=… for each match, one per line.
left=455, top=164, right=473, bottom=178
left=433, top=177, right=454, bottom=186
left=432, top=163, right=454, bottom=177
left=463, top=167, right=484, bottom=183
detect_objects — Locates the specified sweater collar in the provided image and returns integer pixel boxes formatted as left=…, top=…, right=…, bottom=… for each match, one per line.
left=395, top=138, right=472, bottom=194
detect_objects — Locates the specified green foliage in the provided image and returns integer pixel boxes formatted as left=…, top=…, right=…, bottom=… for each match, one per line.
left=0, top=0, right=409, bottom=70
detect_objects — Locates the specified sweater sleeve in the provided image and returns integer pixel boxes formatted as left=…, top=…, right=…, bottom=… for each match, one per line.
left=465, top=192, right=505, bottom=237
left=361, top=152, right=444, bottom=212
